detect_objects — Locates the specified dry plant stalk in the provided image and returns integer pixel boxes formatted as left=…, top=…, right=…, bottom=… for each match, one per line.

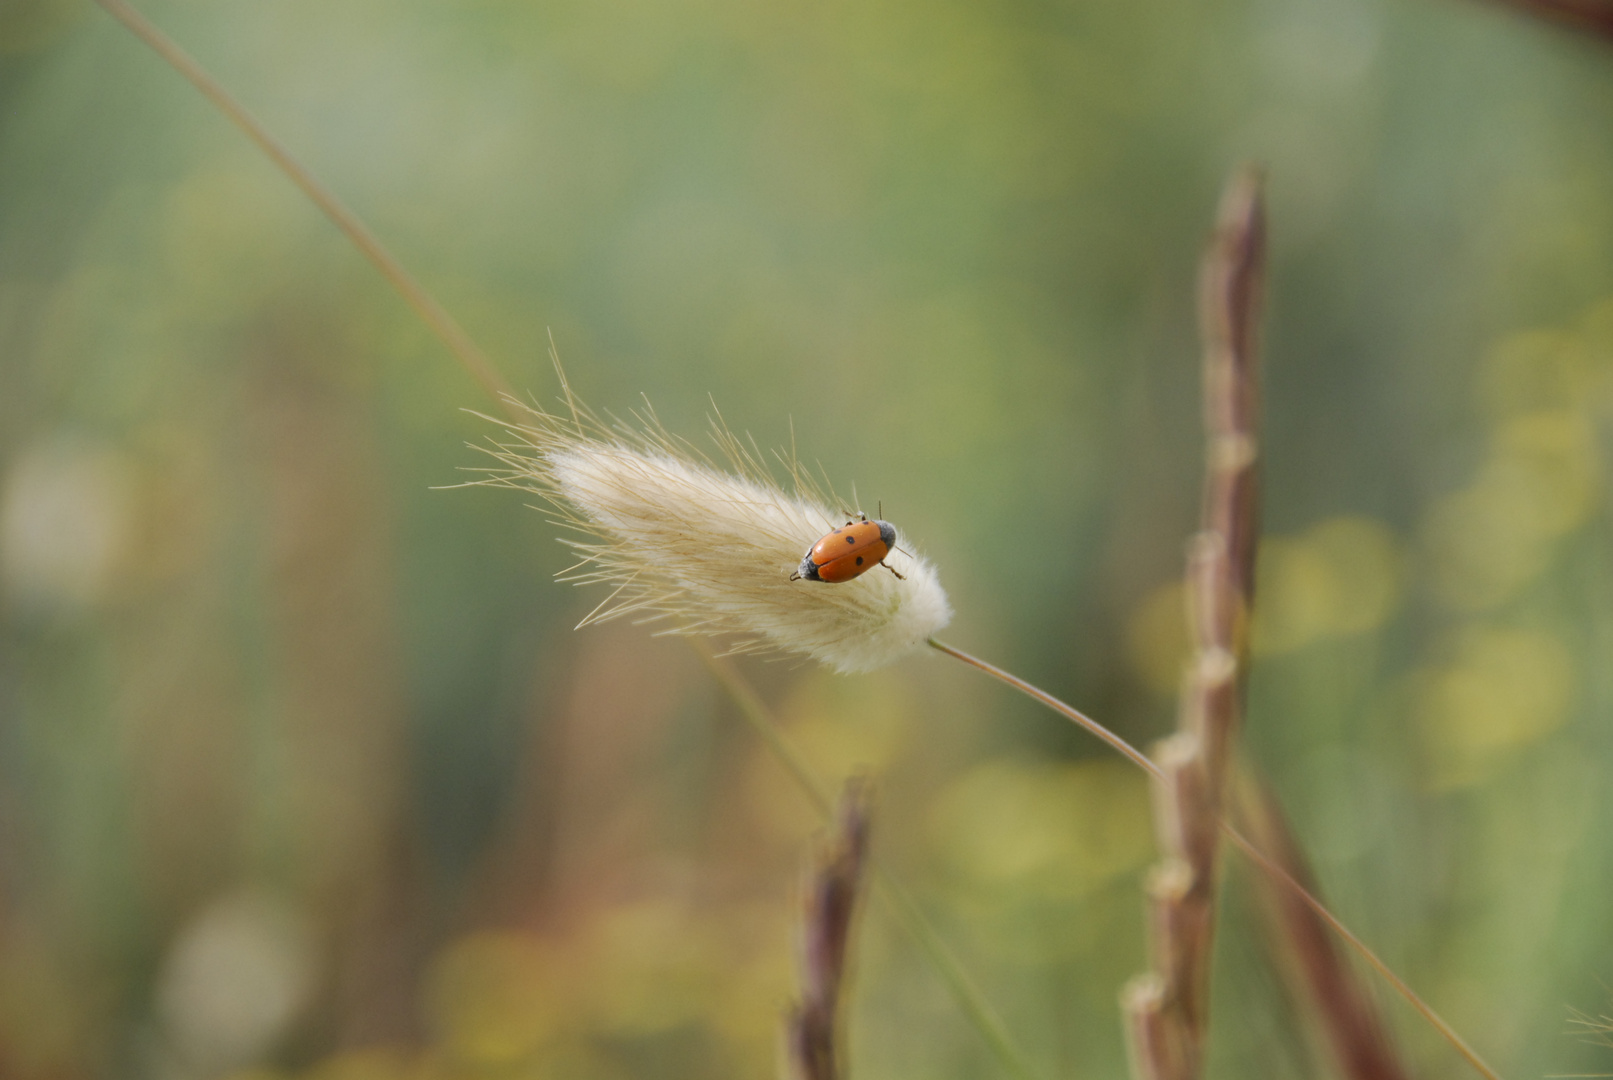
left=1237, top=779, right=1412, bottom=1080
left=785, top=779, right=873, bottom=1080
left=1123, top=165, right=1265, bottom=1080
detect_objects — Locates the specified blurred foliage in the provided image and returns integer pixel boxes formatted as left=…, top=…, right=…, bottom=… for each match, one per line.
left=2, top=0, right=1613, bottom=1077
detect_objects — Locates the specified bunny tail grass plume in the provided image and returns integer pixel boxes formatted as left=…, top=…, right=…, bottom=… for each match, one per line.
left=472, top=385, right=951, bottom=675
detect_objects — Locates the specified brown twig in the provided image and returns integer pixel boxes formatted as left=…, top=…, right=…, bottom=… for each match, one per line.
left=1122, top=164, right=1266, bottom=1080
left=785, top=780, right=873, bottom=1080
left=1236, top=777, right=1413, bottom=1080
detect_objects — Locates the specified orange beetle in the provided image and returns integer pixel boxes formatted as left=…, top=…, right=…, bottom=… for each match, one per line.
left=791, top=513, right=905, bottom=583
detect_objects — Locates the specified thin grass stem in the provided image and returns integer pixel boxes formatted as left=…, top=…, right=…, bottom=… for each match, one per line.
left=90, top=0, right=519, bottom=411
left=926, top=637, right=1163, bottom=780
left=1217, top=825, right=1498, bottom=1080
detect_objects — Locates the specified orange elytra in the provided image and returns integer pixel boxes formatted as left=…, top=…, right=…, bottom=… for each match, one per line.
left=790, top=513, right=906, bottom=583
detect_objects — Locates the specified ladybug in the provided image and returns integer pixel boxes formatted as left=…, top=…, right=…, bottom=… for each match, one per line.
left=790, top=512, right=906, bottom=583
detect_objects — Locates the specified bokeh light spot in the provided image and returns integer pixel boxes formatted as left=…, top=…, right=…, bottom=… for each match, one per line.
left=299, top=1048, right=416, bottom=1080
left=578, top=901, right=718, bottom=1037
left=156, top=890, right=317, bottom=1074
left=1415, top=626, right=1575, bottom=789
left=1479, top=331, right=1594, bottom=419
left=424, top=932, right=557, bottom=1066
left=928, top=758, right=1152, bottom=899
left=1422, top=410, right=1598, bottom=610
left=1252, top=536, right=1336, bottom=655
left=1125, top=580, right=1189, bottom=697
left=1, top=435, right=135, bottom=616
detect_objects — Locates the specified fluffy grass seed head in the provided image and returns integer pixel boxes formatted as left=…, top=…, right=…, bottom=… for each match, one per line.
left=473, top=385, right=951, bottom=675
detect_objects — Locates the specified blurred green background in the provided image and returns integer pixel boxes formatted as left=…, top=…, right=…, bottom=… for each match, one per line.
left=2, top=0, right=1612, bottom=1076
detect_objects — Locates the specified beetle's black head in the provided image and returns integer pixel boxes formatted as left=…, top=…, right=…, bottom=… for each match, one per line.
left=876, top=521, right=897, bottom=549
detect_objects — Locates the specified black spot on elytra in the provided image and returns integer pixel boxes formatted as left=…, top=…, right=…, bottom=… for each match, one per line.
left=845, top=535, right=856, bottom=544
left=855, top=556, right=865, bottom=565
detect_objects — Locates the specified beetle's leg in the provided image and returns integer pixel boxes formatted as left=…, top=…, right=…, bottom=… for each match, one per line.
left=881, top=561, right=906, bottom=581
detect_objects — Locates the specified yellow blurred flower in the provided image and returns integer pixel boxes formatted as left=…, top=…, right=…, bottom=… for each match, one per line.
left=1125, top=580, right=1189, bottom=697
left=576, top=900, right=720, bottom=1037
left=1128, top=515, right=1403, bottom=681
left=1302, top=517, right=1406, bottom=635
left=1478, top=330, right=1595, bottom=419
left=222, top=1069, right=290, bottom=1080
left=1254, top=516, right=1404, bottom=655
left=742, top=670, right=916, bottom=838
left=1491, top=411, right=1600, bottom=535
left=1414, top=626, right=1575, bottom=789
left=424, top=933, right=558, bottom=1066
left=781, top=670, right=914, bottom=774
left=1578, top=295, right=1613, bottom=407
left=928, top=757, right=1152, bottom=899
left=1423, top=410, right=1598, bottom=610
left=1252, top=535, right=1339, bottom=655
left=299, top=1048, right=420, bottom=1080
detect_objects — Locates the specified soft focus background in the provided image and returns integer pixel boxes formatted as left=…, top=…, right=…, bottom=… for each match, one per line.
left=2, top=0, right=1612, bottom=1076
